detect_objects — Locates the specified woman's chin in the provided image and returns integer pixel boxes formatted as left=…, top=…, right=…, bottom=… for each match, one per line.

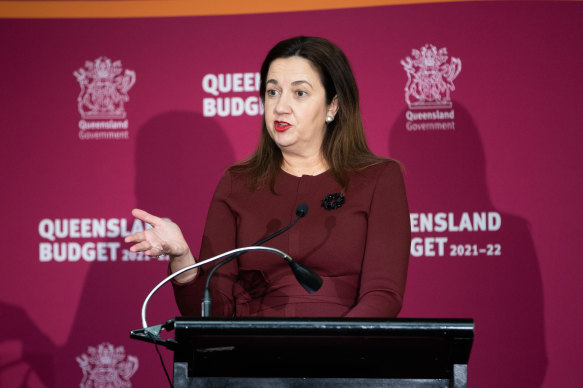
left=270, top=132, right=296, bottom=148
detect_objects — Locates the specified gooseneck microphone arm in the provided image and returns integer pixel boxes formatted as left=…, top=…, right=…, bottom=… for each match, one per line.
left=140, top=246, right=293, bottom=329
left=254, top=203, right=308, bottom=246
left=202, top=203, right=315, bottom=317
left=203, top=205, right=306, bottom=293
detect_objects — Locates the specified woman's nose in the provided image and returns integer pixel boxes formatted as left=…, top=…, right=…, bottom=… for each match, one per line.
left=274, top=91, right=292, bottom=114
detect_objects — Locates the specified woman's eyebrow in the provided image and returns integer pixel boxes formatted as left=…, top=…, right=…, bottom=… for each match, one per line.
left=265, top=79, right=313, bottom=88
left=291, top=80, right=313, bottom=88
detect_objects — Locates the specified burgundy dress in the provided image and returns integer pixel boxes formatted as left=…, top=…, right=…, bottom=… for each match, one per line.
left=173, top=160, right=411, bottom=318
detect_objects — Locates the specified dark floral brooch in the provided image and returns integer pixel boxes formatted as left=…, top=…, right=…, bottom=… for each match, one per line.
left=321, top=193, right=345, bottom=210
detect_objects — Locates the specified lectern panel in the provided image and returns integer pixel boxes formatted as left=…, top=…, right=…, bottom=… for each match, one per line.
left=169, top=318, right=474, bottom=388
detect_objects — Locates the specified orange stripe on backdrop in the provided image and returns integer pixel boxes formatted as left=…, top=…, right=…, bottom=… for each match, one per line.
left=1, top=0, right=491, bottom=19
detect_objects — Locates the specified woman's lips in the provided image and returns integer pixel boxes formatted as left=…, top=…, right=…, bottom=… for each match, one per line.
left=274, top=121, right=292, bottom=132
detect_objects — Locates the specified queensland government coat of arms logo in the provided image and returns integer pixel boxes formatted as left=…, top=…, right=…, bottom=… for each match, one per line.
left=74, top=57, right=136, bottom=119
left=76, top=342, right=138, bottom=387
left=401, top=44, right=461, bottom=109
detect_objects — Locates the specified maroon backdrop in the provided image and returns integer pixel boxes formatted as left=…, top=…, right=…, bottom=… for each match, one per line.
left=1, top=1, right=582, bottom=387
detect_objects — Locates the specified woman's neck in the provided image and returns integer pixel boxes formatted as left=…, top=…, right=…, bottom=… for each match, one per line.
left=281, top=152, right=329, bottom=177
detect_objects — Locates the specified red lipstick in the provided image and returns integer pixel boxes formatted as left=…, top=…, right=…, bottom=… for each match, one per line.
left=274, top=121, right=292, bottom=132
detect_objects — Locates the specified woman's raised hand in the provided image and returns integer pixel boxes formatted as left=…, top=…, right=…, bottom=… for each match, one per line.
left=125, top=209, right=190, bottom=259
left=125, top=209, right=198, bottom=282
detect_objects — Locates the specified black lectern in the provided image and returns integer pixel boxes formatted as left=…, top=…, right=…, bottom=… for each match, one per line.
left=132, top=318, right=473, bottom=388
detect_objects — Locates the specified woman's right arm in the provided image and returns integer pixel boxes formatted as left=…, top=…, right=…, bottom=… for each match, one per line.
left=192, top=171, right=239, bottom=316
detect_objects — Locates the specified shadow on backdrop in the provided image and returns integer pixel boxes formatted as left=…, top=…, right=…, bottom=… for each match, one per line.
left=390, top=102, right=547, bottom=387
left=54, top=111, right=236, bottom=387
left=0, top=303, right=54, bottom=387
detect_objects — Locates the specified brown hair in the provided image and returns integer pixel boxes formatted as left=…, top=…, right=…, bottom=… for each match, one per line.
left=231, top=36, right=386, bottom=191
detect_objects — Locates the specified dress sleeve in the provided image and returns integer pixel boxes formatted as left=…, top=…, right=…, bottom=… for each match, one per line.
left=344, top=161, right=411, bottom=318
left=172, top=171, right=238, bottom=317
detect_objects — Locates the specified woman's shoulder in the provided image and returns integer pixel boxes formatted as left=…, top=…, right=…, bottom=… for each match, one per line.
left=218, top=166, right=248, bottom=189
left=342, top=159, right=406, bottom=209
left=221, top=164, right=265, bottom=193
left=352, top=158, right=404, bottom=180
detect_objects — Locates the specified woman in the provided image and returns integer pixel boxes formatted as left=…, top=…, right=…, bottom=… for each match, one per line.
left=126, top=36, right=411, bottom=318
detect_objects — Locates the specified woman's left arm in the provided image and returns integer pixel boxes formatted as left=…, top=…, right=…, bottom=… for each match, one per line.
left=344, top=161, right=411, bottom=317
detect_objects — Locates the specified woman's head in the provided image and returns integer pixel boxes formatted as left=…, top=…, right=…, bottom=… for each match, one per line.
left=263, top=55, right=337, bottom=158
left=233, top=36, right=384, bottom=190
left=260, top=36, right=361, bottom=136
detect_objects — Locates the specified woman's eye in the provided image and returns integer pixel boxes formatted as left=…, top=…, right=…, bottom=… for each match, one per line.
left=296, top=90, right=307, bottom=97
left=266, top=89, right=278, bottom=97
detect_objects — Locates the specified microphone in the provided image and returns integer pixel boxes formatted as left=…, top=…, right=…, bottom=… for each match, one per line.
left=252, top=203, right=308, bottom=246
left=202, top=203, right=322, bottom=317
left=296, top=203, right=308, bottom=217
left=138, top=246, right=298, bottom=329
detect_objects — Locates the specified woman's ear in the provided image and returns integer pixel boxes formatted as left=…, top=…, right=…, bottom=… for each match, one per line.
left=328, top=95, right=339, bottom=117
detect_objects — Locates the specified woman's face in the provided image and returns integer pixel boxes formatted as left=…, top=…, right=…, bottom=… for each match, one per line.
left=264, top=56, right=337, bottom=157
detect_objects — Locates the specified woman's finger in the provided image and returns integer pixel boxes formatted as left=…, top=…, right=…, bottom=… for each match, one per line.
left=124, top=231, right=145, bottom=243
left=131, top=208, right=164, bottom=227
left=129, top=241, right=165, bottom=257
left=128, top=240, right=153, bottom=253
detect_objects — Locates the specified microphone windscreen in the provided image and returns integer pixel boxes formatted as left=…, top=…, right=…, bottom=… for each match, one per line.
left=289, top=261, right=323, bottom=294
left=296, top=203, right=309, bottom=218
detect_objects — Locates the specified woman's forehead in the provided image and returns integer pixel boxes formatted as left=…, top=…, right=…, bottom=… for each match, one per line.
left=266, top=57, right=321, bottom=84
